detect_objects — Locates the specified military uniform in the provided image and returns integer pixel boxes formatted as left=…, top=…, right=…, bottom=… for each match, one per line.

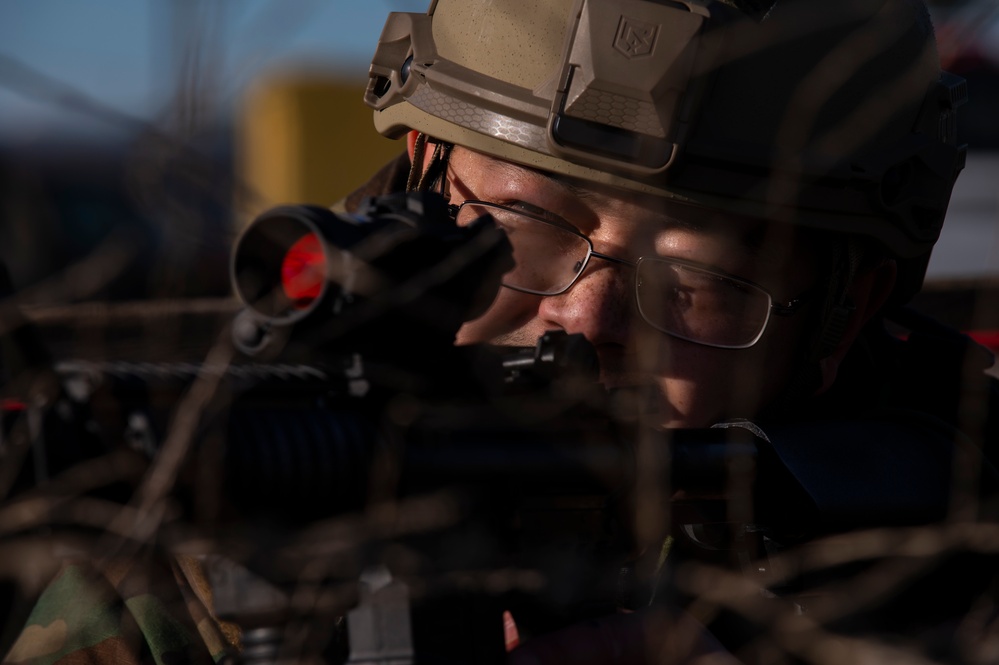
left=4, top=557, right=237, bottom=665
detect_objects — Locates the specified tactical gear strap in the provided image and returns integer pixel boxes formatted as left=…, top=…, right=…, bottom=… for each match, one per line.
left=793, top=240, right=862, bottom=375
left=769, top=240, right=865, bottom=413
left=814, top=243, right=863, bottom=360
left=405, top=132, right=429, bottom=191
left=407, top=133, right=454, bottom=195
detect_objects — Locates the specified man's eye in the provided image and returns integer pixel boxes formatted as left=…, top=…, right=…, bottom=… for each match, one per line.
left=507, top=202, right=575, bottom=229
left=494, top=218, right=514, bottom=232
left=670, top=285, right=695, bottom=308
left=507, top=201, right=548, bottom=216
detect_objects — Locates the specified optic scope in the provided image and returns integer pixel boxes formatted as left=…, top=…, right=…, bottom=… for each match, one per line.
left=232, top=205, right=366, bottom=325
left=230, top=193, right=513, bottom=359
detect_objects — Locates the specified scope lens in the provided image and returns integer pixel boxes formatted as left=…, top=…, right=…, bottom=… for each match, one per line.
left=281, top=232, right=326, bottom=309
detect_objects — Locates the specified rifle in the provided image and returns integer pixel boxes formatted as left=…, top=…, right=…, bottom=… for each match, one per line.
left=1, top=192, right=989, bottom=664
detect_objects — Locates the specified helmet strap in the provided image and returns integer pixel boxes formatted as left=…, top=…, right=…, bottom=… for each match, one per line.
left=814, top=243, right=862, bottom=360
left=405, top=132, right=429, bottom=191
left=406, top=133, right=454, bottom=195
left=768, top=240, right=863, bottom=415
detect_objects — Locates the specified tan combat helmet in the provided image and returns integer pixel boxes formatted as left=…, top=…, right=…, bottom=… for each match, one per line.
left=365, top=0, right=966, bottom=303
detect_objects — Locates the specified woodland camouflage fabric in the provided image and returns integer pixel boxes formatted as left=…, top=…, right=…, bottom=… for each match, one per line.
left=3, top=557, right=239, bottom=665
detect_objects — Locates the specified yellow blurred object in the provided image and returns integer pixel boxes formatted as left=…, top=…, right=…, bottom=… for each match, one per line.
left=237, top=75, right=403, bottom=221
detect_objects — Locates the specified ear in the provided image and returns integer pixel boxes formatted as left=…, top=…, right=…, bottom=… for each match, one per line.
left=816, top=259, right=897, bottom=393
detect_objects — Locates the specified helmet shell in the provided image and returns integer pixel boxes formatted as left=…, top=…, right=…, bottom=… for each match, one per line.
left=365, top=0, right=967, bottom=297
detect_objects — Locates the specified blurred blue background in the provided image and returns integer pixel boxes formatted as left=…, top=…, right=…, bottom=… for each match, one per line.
left=0, top=1, right=426, bottom=141
left=0, top=0, right=996, bottom=309
left=0, top=1, right=427, bottom=302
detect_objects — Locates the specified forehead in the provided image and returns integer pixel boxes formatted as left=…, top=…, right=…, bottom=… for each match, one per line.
left=450, top=147, right=805, bottom=259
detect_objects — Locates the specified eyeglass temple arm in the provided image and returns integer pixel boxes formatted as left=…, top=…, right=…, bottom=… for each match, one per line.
left=771, top=295, right=810, bottom=317
left=589, top=250, right=636, bottom=269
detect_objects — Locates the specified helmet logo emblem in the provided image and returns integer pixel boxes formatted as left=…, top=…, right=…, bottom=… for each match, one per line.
left=614, top=16, right=659, bottom=58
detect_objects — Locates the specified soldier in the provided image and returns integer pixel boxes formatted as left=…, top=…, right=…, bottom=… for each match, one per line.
left=356, top=0, right=977, bottom=429
left=348, top=0, right=999, bottom=661
left=5, top=0, right=998, bottom=663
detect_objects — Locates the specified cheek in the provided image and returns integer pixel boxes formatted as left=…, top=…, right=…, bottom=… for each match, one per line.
left=630, top=334, right=729, bottom=426
left=454, top=288, right=542, bottom=345
left=750, top=319, right=810, bottom=394
left=639, top=334, right=797, bottom=427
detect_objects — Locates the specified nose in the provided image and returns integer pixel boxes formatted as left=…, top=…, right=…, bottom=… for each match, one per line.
left=537, top=261, right=634, bottom=347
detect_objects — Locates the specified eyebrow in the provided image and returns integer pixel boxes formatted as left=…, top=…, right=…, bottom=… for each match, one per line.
left=663, top=202, right=782, bottom=258
left=490, top=158, right=597, bottom=202
left=483, top=155, right=776, bottom=257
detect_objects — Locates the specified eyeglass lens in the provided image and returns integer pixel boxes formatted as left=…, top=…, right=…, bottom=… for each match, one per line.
left=635, top=259, right=772, bottom=348
left=456, top=202, right=590, bottom=295
left=456, top=202, right=774, bottom=348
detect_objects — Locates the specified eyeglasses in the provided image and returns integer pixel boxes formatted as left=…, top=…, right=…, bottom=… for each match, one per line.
left=450, top=200, right=807, bottom=349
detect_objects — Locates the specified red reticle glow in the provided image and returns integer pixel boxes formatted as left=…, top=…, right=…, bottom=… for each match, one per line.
left=281, top=232, right=326, bottom=309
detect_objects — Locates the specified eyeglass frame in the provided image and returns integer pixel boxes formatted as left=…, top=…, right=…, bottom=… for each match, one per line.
left=448, top=199, right=809, bottom=350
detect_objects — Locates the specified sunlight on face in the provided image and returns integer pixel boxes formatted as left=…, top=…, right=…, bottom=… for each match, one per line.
left=446, top=148, right=820, bottom=428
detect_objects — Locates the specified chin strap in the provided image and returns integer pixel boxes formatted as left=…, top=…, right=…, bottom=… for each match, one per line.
left=769, top=240, right=865, bottom=413
left=406, top=133, right=454, bottom=195
left=813, top=244, right=862, bottom=361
